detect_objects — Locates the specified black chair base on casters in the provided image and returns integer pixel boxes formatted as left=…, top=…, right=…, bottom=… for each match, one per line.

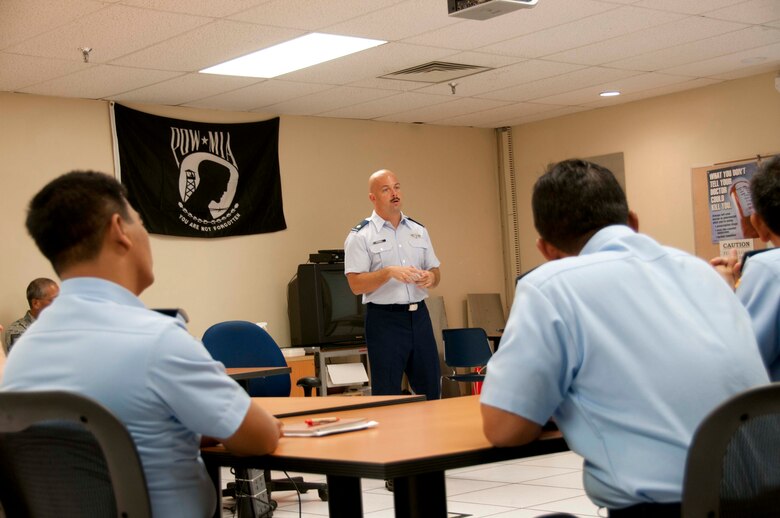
left=266, top=471, right=329, bottom=502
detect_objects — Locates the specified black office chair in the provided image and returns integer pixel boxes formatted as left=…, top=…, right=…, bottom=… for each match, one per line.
left=202, top=320, right=327, bottom=503
left=682, top=383, right=780, bottom=517
left=0, top=390, right=151, bottom=518
left=441, top=327, right=493, bottom=390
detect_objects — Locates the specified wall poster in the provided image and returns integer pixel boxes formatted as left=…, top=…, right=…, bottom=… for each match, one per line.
left=707, top=162, right=759, bottom=243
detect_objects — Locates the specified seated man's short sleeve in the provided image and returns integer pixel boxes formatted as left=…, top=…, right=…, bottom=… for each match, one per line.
left=480, top=282, right=576, bottom=425
left=148, top=325, right=250, bottom=440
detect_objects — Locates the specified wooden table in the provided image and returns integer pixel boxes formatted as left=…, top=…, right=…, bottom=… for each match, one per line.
left=253, top=394, right=425, bottom=418
left=225, top=366, right=291, bottom=392
left=225, top=366, right=291, bottom=380
left=202, top=395, right=567, bottom=518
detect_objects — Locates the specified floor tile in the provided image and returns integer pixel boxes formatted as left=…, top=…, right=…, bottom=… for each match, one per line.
left=523, top=471, right=585, bottom=490
left=221, top=450, right=595, bottom=518
left=448, top=463, right=578, bottom=484
left=528, top=494, right=603, bottom=516
left=517, top=452, right=585, bottom=469
left=448, top=483, right=584, bottom=508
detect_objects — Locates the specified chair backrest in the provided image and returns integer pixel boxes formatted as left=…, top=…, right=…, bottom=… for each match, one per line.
left=682, top=383, right=780, bottom=518
left=202, top=320, right=291, bottom=397
left=0, top=390, right=151, bottom=518
left=442, top=328, right=493, bottom=369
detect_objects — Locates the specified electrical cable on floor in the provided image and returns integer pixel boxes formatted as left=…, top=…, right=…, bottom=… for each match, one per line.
left=282, top=470, right=303, bottom=518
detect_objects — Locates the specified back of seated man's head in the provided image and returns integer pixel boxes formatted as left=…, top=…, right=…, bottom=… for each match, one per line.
left=26, top=171, right=131, bottom=275
left=750, top=155, right=780, bottom=237
left=25, top=278, right=58, bottom=317
left=532, top=159, right=629, bottom=255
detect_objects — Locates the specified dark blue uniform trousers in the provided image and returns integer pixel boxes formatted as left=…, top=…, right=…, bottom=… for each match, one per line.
left=365, top=300, right=441, bottom=400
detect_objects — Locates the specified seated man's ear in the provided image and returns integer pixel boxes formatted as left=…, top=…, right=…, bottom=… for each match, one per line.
left=628, top=210, right=639, bottom=232
left=750, top=213, right=772, bottom=243
left=107, top=213, right=133, bottom=253
left=536, top=238, right=568, bottom=261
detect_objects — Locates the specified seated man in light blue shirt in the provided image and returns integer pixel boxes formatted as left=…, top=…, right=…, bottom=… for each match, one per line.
left=480, top=159, right=768, bottom=518
left=710, top=155, right=780, bottom=380
left=2, top=171, right=281, bottom=518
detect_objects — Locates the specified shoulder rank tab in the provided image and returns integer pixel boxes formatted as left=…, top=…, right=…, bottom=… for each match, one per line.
left=351, top=219, right=370, bottom=232
left=406, top=216, right=425, bottom=227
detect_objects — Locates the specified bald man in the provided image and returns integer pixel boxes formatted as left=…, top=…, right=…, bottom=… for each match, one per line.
left=344, top=169, right=441, bottom=401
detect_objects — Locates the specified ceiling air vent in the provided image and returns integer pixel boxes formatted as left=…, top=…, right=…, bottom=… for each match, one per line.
left=379, top=61, right=492, bottom=83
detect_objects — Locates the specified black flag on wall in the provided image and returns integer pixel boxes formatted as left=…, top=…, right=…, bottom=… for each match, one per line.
left=111, top=103, right=286, bottom=238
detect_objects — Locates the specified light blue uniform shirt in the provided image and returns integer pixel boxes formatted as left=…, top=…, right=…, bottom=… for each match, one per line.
left=736, top=247, right=780, bottom=380
left=481, top=225, right=768, bottom=509
left=2, top=277, right=250, bottom=518
left=344, top=211, right=440, bottom=304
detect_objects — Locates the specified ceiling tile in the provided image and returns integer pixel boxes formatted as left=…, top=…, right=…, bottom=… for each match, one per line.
left=4, top=4, right=210, bottom=63
left=20, top=65, right=181, bottom=99
left=661, top=40, right=780, bottom=77
left=0, top=53, right=89, bottom=91
left=2, top=0, right=778, bottom=127
left=705, top=0, right=780, bottom=24
left=546, top=15, right=747, bottom=66
left=581, top=77, right=722, bottom=108
left=434, top=101, right=568, bottom=127
left=322, top=0, right=460, bottom=41
left=110, top=20, right=302, bottom=71
left=530, top=72, right=697, bottom=105
left=662, top=43, right=780, bottom=78
left=319, top=91, right=451, bottom=120
left=184, top=80, right=331, bottom=111
left=631, top=0, right=739, bottom=15
left=479, top=66, right=640, bottom=102
left=405, top=0, right=616, bottom=51
left=0, top=0, right=106, bottom=49
left=413, top=59, right=584, bottom=97
left=279, top=42, right=451, bottom=85
left=608, top=25, right=780, bottom=71
left=494, top=105, right=589, bottom=127
left=375, top=97, right=511, bottom=124
left=265, top=86, right=398, bottom=115
left=481, top=5, right=683, bottom=59
left=229, top=0, right=402, bottom=31
left=119, top=0, right=273, bottom=18
left=110, top=73, right=261, bottom=105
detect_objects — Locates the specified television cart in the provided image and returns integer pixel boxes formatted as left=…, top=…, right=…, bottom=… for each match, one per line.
left=304, top=343, right=371, bottom=397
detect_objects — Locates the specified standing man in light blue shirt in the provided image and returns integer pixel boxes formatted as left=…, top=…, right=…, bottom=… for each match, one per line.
left=711, top=154, right=780, bottom=380
left=344, top=169, right=442, bottom=401
left=2, top=171, right=281, bottom=518
left=480, top=159, right=768, bottom=517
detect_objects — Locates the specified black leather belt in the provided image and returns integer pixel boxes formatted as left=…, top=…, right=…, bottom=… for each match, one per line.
left=368, top=301, right=425, bottom=312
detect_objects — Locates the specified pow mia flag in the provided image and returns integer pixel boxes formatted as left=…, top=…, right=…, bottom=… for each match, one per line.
left=110, top=103, right=286, bottom=238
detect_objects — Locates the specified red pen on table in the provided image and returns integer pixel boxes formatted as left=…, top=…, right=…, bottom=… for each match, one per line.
left=305, top=417, right=339, bottom=426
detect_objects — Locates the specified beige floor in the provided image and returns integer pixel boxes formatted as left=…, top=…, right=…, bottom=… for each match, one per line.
left=221, top=451, right=604, bottom=517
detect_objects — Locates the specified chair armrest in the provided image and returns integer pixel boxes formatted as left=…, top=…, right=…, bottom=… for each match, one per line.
left=296, top=377, right=321, bottom=397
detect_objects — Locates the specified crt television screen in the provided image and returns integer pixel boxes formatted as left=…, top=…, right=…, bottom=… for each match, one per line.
left=319, top=269, right=365, bottom=339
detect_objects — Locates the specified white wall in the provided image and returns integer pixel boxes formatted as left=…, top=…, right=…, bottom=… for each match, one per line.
left=511, top=71, right=780, bottom=273
left=0, top=93, right=505, bottom=342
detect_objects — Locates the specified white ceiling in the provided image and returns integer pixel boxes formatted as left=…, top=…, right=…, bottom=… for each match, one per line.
left=2, top=0, right=779, bottom=128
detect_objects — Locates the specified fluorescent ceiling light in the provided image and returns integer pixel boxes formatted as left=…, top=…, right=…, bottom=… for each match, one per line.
left=200, top=33, right=386, bottom=79
left=599, top=90, right=621, bottom=97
